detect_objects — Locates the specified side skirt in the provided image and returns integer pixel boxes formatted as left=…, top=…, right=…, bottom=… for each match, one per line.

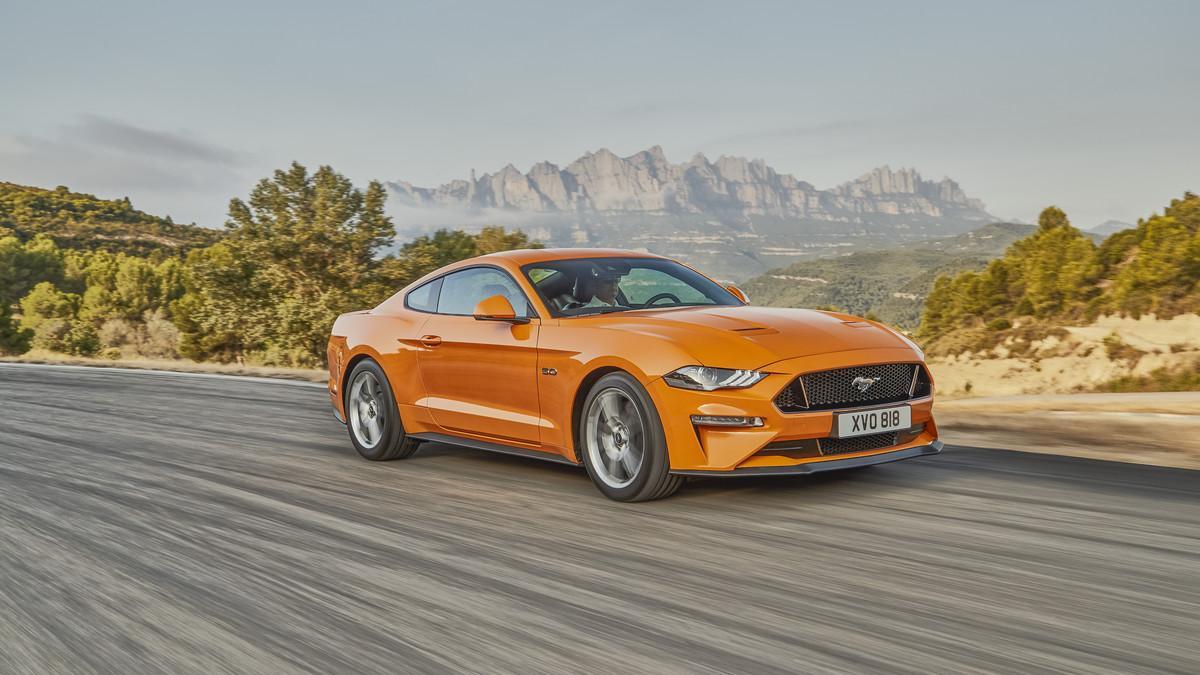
left=409, top=432, right=581, bottom=466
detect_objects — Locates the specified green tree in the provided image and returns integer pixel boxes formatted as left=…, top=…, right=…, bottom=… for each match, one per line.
left=0, top=234, right=65, bottom=307
left=382, top=226, right=543, bottom=287
left=0, top=305, right=31, bottom=355
left=80, top=254, right=162, bottom=322
left=1004, top=206, right=1098, bottom=316
left=176, top=162, right=397, bottom=365
left=18, top=282, right=80, bottom=331
left=1102, top=193, right=1200, bottom=316
left=30, top=318, right=99, bottom=356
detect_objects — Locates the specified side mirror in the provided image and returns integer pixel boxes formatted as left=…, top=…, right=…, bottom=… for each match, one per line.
left=472, top=294, right=529, bottom=324
left=725, top=283, right=749, bottom=304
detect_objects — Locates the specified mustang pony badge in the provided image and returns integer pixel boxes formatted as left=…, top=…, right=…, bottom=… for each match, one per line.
left=851, top=376, right=880, bottom=393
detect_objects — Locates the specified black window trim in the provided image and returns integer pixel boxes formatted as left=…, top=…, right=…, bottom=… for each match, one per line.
left=405, top=263, right=541, bottom=319
left=403, top=276, right=443, bottom=314
left=519, top=257, right=742, bottom=319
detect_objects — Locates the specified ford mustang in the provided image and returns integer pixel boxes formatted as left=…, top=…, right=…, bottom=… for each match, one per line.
left=327, top=249, right=941, bottom=501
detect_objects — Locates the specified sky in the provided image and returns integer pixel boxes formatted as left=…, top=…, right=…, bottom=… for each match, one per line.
left=2, top=0, right=1198, bottom=230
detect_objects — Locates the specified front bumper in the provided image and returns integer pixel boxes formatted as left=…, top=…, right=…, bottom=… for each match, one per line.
left=645, top=347, right=940, bottom=472
left=670, top=440, right=943, bottom=477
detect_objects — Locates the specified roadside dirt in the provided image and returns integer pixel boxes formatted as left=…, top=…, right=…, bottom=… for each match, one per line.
left=928, top=313, right=1200, bottom=396
left=937, top=392, right=1200, bottom=470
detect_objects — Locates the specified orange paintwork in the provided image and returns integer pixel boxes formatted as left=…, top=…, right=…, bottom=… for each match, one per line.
left=327, top=248, right=938, bottom=473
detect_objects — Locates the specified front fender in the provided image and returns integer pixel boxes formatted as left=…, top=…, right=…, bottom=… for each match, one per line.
left=536, top=322, right=698, bottom=458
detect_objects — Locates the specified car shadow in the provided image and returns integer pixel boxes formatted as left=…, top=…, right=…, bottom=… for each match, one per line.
left=411, top=440, right=960, bottom=500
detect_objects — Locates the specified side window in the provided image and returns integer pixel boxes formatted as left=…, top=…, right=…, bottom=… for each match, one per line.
left=405, top=277, right=442, bottom=312
left=621, top=268, right=711, bottom=304
left=437, top=268, right=529, bottom=317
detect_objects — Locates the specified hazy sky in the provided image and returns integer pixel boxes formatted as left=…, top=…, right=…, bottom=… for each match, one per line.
left=2, top=0, right=1197, bottom=230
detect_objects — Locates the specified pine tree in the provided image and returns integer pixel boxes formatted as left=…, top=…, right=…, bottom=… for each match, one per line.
left=177, top=162, right=397, bottom=365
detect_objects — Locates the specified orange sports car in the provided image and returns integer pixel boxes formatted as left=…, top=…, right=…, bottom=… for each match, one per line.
left=327, top=248, right=941, bottom=501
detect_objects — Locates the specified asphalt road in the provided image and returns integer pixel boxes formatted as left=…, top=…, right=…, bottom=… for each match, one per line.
left=1, top=364, right=1197, bottom=674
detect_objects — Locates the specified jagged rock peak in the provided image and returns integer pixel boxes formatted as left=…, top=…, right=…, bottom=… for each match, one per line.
left=386, top=147, right=990, bottom=218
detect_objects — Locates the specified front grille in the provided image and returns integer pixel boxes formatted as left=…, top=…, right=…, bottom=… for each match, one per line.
left=774, top=363, right=930, bottom=412
left=819, top=431, right=898, bottom=455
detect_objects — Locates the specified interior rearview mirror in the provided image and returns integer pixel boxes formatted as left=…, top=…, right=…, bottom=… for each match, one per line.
left=472, top=294, right=529, bottom=324
left=725, top=283, right=749, bottom=304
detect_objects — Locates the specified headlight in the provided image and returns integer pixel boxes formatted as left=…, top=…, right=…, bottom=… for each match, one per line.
left=664, top=366, right=767, bottom=391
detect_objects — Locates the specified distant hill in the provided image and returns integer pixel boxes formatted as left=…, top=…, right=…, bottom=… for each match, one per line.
left=1089, top=219, right=1134, bottom=237
left=387, top=147, right=995, bottom=280
left=0, top=182, right=220, bottom=254
left=742, top=222, right=1033, bottom=328
left=902, top=222, right=1036, bottom=256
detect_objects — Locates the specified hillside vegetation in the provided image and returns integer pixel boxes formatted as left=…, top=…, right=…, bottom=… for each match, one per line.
left=0, top=165, right=539, bottom=365
left=0, top=182, right=220, bottom=254
left=744, top=222, right=1034, bottom=327
left=918, top=194, right=1200, bottom=355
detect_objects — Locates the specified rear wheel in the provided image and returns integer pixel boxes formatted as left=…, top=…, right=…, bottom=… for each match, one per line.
left=345, top=359, right=421, bottom=461
left=579, top=373, right=683, bottom=502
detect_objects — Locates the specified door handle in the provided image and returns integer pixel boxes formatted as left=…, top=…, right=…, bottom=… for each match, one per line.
left=420, top=335, right=443, bottom=348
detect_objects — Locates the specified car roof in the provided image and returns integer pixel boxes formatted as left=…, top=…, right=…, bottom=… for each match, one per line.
left=474, top=248, right=666, bottom=266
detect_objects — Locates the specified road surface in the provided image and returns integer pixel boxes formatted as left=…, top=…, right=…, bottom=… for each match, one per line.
left=1, top=364, right=1197, bottom=674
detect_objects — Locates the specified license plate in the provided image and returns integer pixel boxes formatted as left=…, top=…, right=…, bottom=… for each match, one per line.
left=834, top=405, right=911, bottom=438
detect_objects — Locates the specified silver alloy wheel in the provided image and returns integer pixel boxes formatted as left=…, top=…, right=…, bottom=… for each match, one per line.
left=585, top=388, right=645, bottom=489
left=349, top=371, right=386, bottom=449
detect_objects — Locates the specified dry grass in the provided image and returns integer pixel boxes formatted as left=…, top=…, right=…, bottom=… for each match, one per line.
left=1, top=350, right=326, bottom=383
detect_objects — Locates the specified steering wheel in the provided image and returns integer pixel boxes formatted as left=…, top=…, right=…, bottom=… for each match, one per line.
left=643, top=292, right=681, bottom=307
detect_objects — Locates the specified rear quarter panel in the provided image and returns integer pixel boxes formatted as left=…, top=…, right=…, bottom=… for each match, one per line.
left=328, top=309, right=432, bottom=430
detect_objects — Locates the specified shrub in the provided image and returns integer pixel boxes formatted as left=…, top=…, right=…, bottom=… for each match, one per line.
left=1102, top=332, right=1144, bottom=364
left=31, top=318, right=100, bottom=356
left=31, top=318, right=69, bottom=352
left=141, top=309, right=180, bottom=359
left=99, top=318, right=138, bottom=350
left=0, top=307, right=32, bottom=355
left=95, top=310, right=180, bottom=359
left=19, top=282, right=79, bottom=331
left=64, top=322, right=100, bottom=356
left=1097, top=362, right=1200, bottom=392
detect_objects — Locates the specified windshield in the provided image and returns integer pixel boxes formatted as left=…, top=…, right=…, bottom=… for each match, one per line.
left=521, top=257, right=743, bottom=317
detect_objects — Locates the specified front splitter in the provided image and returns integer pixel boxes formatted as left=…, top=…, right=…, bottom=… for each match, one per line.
left=670, top=440, right=943, bottom=477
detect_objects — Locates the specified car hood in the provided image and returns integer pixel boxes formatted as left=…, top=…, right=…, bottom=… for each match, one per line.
left=582, top=305, right=916, bottom=369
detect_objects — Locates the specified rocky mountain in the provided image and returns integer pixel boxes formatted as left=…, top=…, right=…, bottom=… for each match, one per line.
left=387, top=147, right=995, bottom=280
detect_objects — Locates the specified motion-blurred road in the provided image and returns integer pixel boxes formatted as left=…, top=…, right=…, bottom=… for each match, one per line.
left=1, top=364, right=1197, bottom=674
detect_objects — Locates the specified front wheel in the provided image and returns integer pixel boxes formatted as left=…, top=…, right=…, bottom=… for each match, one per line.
left=579, top=373, right=683, bottom=502
left=344, top=359, right=421, bottom=461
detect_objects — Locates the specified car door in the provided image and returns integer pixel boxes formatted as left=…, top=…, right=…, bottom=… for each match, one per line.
left=416, top=266, right=543, bottom=445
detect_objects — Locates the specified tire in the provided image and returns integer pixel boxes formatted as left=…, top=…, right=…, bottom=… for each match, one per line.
left=344, top=359, right=421, bottom=461
left=578, top=372, right=683, bottom=502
